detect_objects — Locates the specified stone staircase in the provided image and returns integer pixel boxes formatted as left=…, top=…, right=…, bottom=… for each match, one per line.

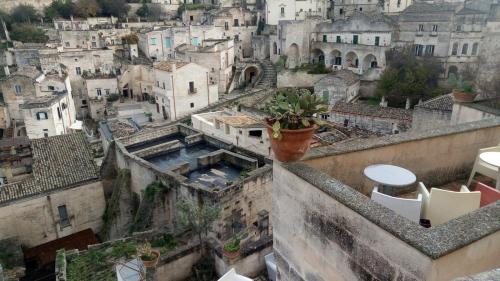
left=256, top=60, right=277, bottom=88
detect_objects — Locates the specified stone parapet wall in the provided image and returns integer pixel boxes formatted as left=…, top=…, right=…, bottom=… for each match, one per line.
left=133, top=140, right=182, bottom=159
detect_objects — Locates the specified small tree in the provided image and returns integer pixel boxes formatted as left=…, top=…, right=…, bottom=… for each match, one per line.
left=44, top=0, right=75, bottom=20
left=10, top=24, right=48, bottom=43
left=99, top=0, right=131, bottom=17
left=177, top=199, right=220, bottom=250
left=11, top=4, right=39, bottom=24
left=136, top=1, right=151, bottom=18
left=74, top=0, right=102, bottom=18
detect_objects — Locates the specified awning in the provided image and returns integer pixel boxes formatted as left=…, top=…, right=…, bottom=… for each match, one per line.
left=69, top=120, right=83, bottom=130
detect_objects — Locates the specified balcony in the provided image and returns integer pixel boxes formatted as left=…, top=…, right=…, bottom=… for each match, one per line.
left=430, top=31, right=438, bottom=37
left=416, top=31, right=424, bottom=37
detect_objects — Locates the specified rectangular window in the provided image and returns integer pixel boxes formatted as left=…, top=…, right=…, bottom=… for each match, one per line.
left=14, top=85, right=22, bottom=95
left=58, top=205, right=71, bottom=228
left=164, top=37, right=172, bottom=48
left=65, top=42, right=70, bottom=47
left=97, top=88, right=102, bottom=96
left=48, top=85, right=55, bottom=91
left=397, top=0, right=401, bottom=7
left=57, top=107, right=62, bottom=119
left=323, top=35, right=327, bottom=43
left=322, top=91, right=329, bottom=103
left=339, top=8, right=343, bottom=15
left=415, top=44, right=424, bottom=56
left=375, top=36, right=380, bottom=46
left=336, top=36, right=341, bottom=43
left=432, top=25, right=438, bottom=32
left=105, top=89, right=110, bottom=95
left=471, top=43, right=478, bottom=56
left=281, top=7, right=285, bottom=17
left=234, top=19, right=239, bottom=26
left=353, top=35, right=358, bottom=45
left=418, top=24, right=424, bottom=32
left=225, top=124, right=230, bottom=134
left=162, top=82, right=165, bottom=89
left=150, top=38, right=157, bottom=45
left=425, top=45, right=435, bottom=56
left=76, top=67, right=81, bottom=75
left=92, top=42, right=97, bottom=48
left=225, top=22, right=229, bottom=30
left=43, top=129, right=49, bottom=138
left=189, top=81, right=195, bottom=93
left=248, top=130, right=263, bottom=138
left=190, top=102, right=194, bottom=108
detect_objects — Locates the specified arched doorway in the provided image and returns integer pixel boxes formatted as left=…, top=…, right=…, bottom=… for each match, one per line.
left=311, top=49, right=325, bottom=64
left=448, top=65, right=458, bottom=78
left=362, top=54, right=378, bottom=72
left=330, top=49, right=342, bottom=67
left=286, top=43, right=300, bottom=69
left=244, top=66, right=259, bottom=84
left=345, top=51, right=359, bottom=68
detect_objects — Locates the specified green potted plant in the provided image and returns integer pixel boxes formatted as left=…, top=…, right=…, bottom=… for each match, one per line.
left=448, top=73, right=477, bottom=103
left=265, top=88, right=328, bottom=162
left=137, top=242, right=160, bottom=268
left=223, top=238, right=240, bottom=259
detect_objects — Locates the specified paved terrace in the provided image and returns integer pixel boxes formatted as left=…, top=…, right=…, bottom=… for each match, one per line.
left=273, top=118, right=500, bottom=281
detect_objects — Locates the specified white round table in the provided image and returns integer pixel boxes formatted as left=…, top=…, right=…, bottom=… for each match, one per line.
left=364, top=164, right=417, bottom=195
left=479, top=152, right=500, bottom=190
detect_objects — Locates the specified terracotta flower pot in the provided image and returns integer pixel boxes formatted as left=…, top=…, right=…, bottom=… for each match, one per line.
left=452, top=90, right=477, bottom=103
left=223, top=248, right=240, bottom=259
left=265, top=120, right=316, bottom=162
left=140, top=250, right=160, bottom=268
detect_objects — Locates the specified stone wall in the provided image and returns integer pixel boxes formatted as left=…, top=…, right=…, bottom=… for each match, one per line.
left=273, top=162, right=500, bottom=281
left=154, top=243, right=202, bottom=281
left=133, top=140, right=182, bottom=159
left=304, top=119, right=500, bottom=195
left=0, top=181, right=105, bottom=248
left=277, top=71, right=327, bottom=88
left=214, top=244, right=273, bottom=278
left=412, top=107, right=452, bottom=132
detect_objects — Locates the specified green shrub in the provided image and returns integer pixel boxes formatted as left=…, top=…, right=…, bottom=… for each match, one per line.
left=106, top=93, right=120, bottom=102
left=223, top=239, right=240, bottom=253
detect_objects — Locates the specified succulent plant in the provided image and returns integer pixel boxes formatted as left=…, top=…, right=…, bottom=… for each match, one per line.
left=267, top=88, right=328, bottom=139
left=448, top=73, right=475, bottom=94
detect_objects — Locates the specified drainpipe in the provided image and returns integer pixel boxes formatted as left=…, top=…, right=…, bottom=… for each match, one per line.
left=206, top=71, right=210, bottom=105
left=171, top=75, right=177, bottom=120
left=46, top=195, right=60, bottom=239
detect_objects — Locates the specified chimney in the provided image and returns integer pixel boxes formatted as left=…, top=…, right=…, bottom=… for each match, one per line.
left=379, top=96, right=388, bottom=107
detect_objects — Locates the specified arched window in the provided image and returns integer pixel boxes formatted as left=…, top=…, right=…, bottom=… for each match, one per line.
left=471, top=43, right=479, bottom=56
left=461, top=43, right=468, bottom=55
left=36, top=112, right=48, bottom=120
left=451, top=43, right=458, bottom=55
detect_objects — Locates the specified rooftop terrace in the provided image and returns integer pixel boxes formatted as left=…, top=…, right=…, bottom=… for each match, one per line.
left=273, top=118, right=500, bottom=281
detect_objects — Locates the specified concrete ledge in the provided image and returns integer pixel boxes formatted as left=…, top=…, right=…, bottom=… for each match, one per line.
left=304, top=118, right=500, bottom=160
left=282, top=162, right=500, bottom=259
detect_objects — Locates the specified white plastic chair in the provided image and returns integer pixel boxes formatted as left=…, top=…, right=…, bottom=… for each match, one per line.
left=371, top=187, right=422, bottom=222
left=467, top=145, right=500, bottom=186
left=418, top=183, right=481, bottom=226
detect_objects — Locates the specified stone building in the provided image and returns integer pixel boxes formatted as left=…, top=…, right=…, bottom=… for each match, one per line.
left=0, top=133, right=105, bottom=248
left=265, top=0, right=329, bottom=25
left=175, top=39, right=235, bottom=93
left=153, top=61, right=218, bottom=121
left=310, top=12, right=393, bottom=77
left=412, top=94, right=454, bottom=131
left=59, top=28, right=130, bottom=50
left=314, top=70, right=360, bottom=106
left=272, top=118, right=500, bottom=281
left=330, top=0, right=381, bottom=19
left=53, top=16, right=117, bottom=31
left=105, top=123, right=272, bottom=244
left=191, top=111, right=271, bottom=157
left=330, top=102, right=412, bottom=134
left=0, top=67, right=41, bottom=123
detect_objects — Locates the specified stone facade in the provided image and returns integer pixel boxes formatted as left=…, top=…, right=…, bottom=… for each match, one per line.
left=191, top=111, right=271, bottom=156
left=0, top=133, right=104, bottom=248
left=314, top=70, right=360, bottom=106
left=153, top=61, right=219, bottom=121
left=265, top=0, right=329, bottom=25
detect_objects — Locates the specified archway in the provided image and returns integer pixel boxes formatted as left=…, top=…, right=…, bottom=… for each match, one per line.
left=448, top=65, right=458, bottom=78
left=286, top=43, right=300, bottom=69
left=330, top=49, right=342, bottom=67
left=310, top=48, right=325, bottom=64
left=345, top=51, right=359, bottom=68
left=244, top=66, right=259, bottom=84
left=362, top=54, right=378, bottom=72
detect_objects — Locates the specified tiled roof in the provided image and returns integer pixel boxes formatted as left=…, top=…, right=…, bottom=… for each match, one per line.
left=154, top=61, right=189, bottom=72
left=416, top=94, right=454, bottom=111
left=332, top=102, right=412, bottom=121
left=0, top=133, right=100, bottom=206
